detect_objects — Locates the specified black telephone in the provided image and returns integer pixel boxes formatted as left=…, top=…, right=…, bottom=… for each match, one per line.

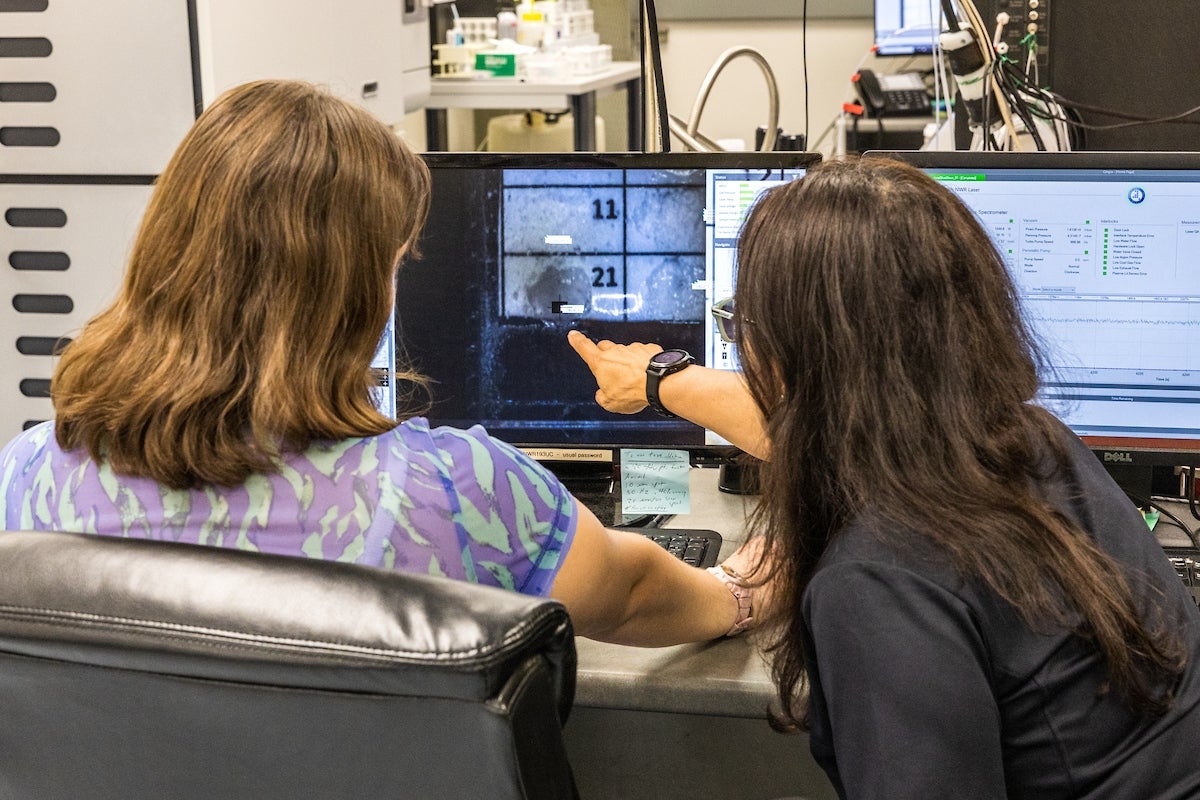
left=854, top=70, right=932, bottom=117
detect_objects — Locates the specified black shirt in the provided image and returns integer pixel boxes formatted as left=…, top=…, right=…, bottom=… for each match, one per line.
left=802, top=419, right=1200, bottom=799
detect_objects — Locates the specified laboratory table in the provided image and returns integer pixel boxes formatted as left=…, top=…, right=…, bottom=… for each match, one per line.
left=424, top=61, right=643, bottom=152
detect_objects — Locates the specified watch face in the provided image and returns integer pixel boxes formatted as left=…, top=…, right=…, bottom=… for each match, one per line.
left=651, top=349, right=689, bottom=367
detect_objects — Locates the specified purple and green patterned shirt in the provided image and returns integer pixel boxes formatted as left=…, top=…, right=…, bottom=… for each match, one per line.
left=0, top=418, right=577, bottom=597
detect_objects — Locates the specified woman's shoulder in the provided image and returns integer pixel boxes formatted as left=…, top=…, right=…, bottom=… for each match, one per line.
left=343, top=418, right=561, bottom=500
left=0, top=422, right=78, bottom=520
left=389, top=416, right=479, bottom=449
left=390, top=417, right=548, bottom=473
left=0, top=420, right=60, bottom=467
left=812, top=513, right=971, bottom=606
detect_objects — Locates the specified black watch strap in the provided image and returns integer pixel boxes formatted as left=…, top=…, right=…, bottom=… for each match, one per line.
left=645, top=349, right=693, bottom=417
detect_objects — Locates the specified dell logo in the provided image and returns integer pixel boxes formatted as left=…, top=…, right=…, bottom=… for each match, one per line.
left=1103, top=451, right=1134, bottom=464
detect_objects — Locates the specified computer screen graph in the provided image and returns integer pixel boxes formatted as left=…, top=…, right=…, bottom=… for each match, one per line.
left=872, top=150, right=1200, bottom=487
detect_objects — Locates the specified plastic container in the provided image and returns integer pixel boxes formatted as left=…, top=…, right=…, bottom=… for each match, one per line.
left=523, top=52, right=566, bottom=81
left=497, top=9, right=518, bottom=40
left=563, top=43, right=611, bottom=75
left=516, top=11, right=545, bottom=48
left=487, top=111, right=606, bottom=152
left=458, top=17, right=498, bottom=43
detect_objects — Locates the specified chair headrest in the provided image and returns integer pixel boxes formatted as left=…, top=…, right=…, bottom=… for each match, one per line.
left=0, top=531, right=575, bottom=709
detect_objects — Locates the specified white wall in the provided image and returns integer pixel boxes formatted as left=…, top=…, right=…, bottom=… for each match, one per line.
left=658, top=17, right=876, bottom=155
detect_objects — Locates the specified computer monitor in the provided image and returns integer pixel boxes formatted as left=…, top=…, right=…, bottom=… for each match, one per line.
left=874, top=0, right=939, bottom=56
left=870, top=150, right=1200, bottom=500
left=387, top=151, right=818, bottom=469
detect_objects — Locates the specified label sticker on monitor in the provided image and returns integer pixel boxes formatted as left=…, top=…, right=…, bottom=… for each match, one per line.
left=370, top=317, right=397, bottom=419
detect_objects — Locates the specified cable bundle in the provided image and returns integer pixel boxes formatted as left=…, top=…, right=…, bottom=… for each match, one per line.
left=940, top=0, right=1073, bottom=151
left=942, top=0, right=1200, bottom=151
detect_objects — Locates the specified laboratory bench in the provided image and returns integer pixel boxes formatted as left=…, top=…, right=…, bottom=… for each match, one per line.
left=424, top=61, right=643, bottom=152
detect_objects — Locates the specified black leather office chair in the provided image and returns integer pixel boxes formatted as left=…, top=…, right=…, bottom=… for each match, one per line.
left=0, top=530, right=578, bottom=800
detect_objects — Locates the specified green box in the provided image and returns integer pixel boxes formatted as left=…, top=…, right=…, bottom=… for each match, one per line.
left=475, top=53, right=517, bottom=77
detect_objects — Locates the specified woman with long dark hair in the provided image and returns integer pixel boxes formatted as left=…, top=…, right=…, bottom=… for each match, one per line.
left=569, top=156, right=1200, bottom=797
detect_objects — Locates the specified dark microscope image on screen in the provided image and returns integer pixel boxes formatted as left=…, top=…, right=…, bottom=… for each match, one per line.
left=395, top=166, right=709, bottom=447
left=503, top=170, right=705, bottom=325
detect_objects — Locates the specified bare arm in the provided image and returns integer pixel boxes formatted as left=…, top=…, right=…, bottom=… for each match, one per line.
left=550, top=499, right=740, bottom=646
left=566, top=330, right=768, bottom=460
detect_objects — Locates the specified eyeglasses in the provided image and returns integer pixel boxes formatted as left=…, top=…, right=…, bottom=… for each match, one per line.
left=710, top=297, right=741, bottom=344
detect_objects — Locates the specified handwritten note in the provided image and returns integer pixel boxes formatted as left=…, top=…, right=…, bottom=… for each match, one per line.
left=620, top=449, right=690, bottom=515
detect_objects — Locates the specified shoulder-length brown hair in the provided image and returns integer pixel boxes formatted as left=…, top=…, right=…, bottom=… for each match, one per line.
left=52, top=79, right=430, bottom=488
left=736, top=157, right=1184, bottom=729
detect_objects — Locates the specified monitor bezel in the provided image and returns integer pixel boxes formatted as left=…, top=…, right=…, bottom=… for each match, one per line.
left=867, top=149, right=1200, bottom=468
left=407, top=149, right=822, bottom=464
left=420, top=150, right=823, bottom=173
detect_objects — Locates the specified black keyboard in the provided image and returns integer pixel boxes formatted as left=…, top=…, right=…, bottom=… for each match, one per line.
left=1165, top=546, right=1200, bottom=607
left=622, top=527, right=722, bottom=568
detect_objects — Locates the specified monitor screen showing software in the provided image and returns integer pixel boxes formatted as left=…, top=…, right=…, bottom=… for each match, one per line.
left=384, top=152, right=815, bottom=453
left=874, top=0, right=939, bottom=56
left=872, top=151, right=1200, bottom=460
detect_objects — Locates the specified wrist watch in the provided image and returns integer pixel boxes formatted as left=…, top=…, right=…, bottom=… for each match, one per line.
left=645, top=349, right=694, bottom=417
left=706, top=565, right=754, bottom=637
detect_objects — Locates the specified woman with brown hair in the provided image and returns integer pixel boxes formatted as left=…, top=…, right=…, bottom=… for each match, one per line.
left=0, top=79, right=749, bottom=648
left=569, top=156, right=1200, bottom=797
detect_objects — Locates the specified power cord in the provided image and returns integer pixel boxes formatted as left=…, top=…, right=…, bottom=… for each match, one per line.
left=639, top=0, right=670, bottom=151
left=1041, top=99, right=1200, bottom=132
left=802, top=0, right=810, bottom=150
left=1188, top=466, right=1200, bottom=523
left=942, top=1, right=1200, bottom=150
left=670, top=47, right=781, bottom=152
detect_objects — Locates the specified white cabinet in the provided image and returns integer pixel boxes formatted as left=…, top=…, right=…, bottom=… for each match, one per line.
left=1, top=1, right=192, bottom=439
left=2, top=182, right=155, bottom=431
left=195, top=0, right=422, bottom=125
left=0, top=1, right=196, bottom=176
left=1, top=0, right=427, bottom=443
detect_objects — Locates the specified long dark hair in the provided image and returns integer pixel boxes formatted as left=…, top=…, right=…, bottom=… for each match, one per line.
left=735, top=157, right=1184, bottom=728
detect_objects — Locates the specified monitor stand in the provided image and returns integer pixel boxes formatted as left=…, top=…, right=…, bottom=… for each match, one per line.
left=1104, top=464, right=1155, bottom=508
left=551, top=462, right=618, bottom=525
left=718, top=462, right=761, bottom=495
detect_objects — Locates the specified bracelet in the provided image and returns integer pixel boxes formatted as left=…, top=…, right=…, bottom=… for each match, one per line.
left=706, top=565, right=754, bottom=637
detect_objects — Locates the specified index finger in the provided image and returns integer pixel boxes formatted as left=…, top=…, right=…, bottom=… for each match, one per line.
left=567, top=329, right=601, bottom=367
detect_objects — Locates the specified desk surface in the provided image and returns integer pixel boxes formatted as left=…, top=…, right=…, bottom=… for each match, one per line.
left=573, top=468, right=777, bottom=718
left=426, top=61, right=641, bottom=110
left=564, top=467, right=810, bottom=799
left=575, top=632, right=776, bottom=718
left=1153, top=499, right=1200, bottom=549
left=571, top=466, right=1200, bottom=719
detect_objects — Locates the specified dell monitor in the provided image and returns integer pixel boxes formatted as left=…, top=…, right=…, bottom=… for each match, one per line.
left=383, top=151, right=818, bottom=503
left=870, top=150, right=1200, bottom=502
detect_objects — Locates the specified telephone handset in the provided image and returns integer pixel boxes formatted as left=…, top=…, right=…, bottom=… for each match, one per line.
left=853, top=70, right=933, bottom=117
